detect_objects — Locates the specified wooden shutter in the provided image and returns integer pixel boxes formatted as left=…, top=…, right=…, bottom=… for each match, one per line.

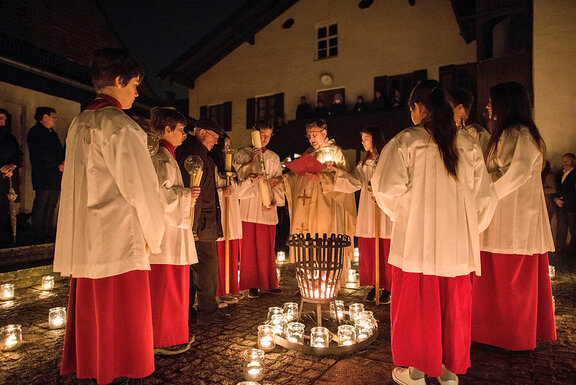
left=223, top=102, right=232, bottom=131
left=274, top=93, right=284, bottom=120
left=246, top=98, right=256, bottom=129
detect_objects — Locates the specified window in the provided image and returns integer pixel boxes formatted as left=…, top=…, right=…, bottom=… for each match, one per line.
left=246, top=93, right=284, bottom=129
left=317, top=88, right=345, bottom=107
left=316, top=23, right=338, bottom=60
left=200, top=102, right=232, bottom=131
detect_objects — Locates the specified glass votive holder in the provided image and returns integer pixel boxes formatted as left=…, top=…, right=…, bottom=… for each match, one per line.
left=349, top=303, right=364, bottom=322
left=236, top=382, right=260, bottom=385
left=269, top=313, right=286, bottom=336
left=267, top=306, right=283, bottom=320
left=310, top=326, right=330, bottom=348
left=41, top=275, right=55, bottom=291
left=257, top=324, right=275, bottom=352
left=285, top=321, right=305, bottom=344
left=548, top=265, right=555, bottom=279
left=1, top=324, right=22, bottom=351
left=354, top=247, right=359, bottom=262
left=276, top=251, right=286, bottom=262
left=243, top=348, right=265, bottom=381
left=330, top=300, right=345, bottom=321
left=49, top=307, right=67, bottom=329
left=283, top=302, right=299, bottom=322
left=338, top=324, right=357, bottom=346
left=1, top=283, right=15, bottom=301
left=347, top=268, right=357, bottom=283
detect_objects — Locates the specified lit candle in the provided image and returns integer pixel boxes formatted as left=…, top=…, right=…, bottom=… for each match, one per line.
left=285, top=322, right=305, bottom=344
left=224, top=152, right=232, bottom=172
left=270, top=314, right=286, bottom=336
left=348, top=303, right=364, bottom=322
left=276, top=251, right=286, bottom=263
left=310, top=326, right=330, bottom=348
left=49, top=307, right=66, bottom=329
left=330, top=300, right=345, bottom=321
left=1, top=284, right=14, bottom=301
left=548, top=265, right=555, bottom=279
left=1, top=324, right=22, bottom=351
left=283, top=302, right=298, bottom=322
left=348, top=268, right=357, bottom=283
left=338, top=325, right=356, bottom=346
left=243, top=348, right=265, bottom=381
left=354, top=247, right=359, bottom=263
left=257, top=324, right=275, bottom=352
left=41, top=275, right=54, bottom=291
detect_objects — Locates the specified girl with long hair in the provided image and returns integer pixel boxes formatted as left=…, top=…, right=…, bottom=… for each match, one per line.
left=328, top=126, right=393, bottom=303
left=472, top=82, right=556, bottom=351
left=372, top=80, right=496, bottom=385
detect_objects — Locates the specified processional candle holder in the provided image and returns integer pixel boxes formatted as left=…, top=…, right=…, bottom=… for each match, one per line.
left=243, top=348, right=265, bottom=382
left=41, top=276, right=54, bottom=291
left=1, top=284, right=14, bottom=301
left=184, top=155, right=204, bottom=236
left=49, top=307, right=66, bottom=329
left=1, top=324, right=22, bottom=352
left=250, top=130, right=272, bottom=208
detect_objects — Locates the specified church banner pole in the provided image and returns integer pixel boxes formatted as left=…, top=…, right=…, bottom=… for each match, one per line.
left=374, top=202, right=380, bottom=305
left=224, top=149, right=233, bottom=295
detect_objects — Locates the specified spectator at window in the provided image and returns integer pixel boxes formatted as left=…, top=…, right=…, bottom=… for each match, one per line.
left=370, top=91, right=386, bottom=111
left=329, top=93, right=346, bottom=116
left=390, top=89, right=403, bottom=109
left=353, top=95, right=369, bottom=114
left=315, top=99, right=329, bottom=118
left=295, top=96, right=315, bottom=120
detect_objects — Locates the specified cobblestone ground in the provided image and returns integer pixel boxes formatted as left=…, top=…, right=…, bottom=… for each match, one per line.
left=1, top=251, right=575, bottom=385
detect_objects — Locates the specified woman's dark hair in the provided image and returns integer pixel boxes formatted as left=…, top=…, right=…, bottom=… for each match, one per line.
left=359, top=126, right=386, bottom=161
left=487, top=82, right=544, bottom=159
left=408, top=80, right=459, bottom=179
left=91, top=48, right=144, bottom=91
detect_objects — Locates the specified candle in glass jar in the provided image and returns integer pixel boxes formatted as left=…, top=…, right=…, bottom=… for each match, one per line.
left=548, top=265, right=555, bottom=279
left=282, top=302, right=298, bottom=322
left=1, top=283, right=14, bottom=301
left=349, top=303, right=364, bottom=322
left=338, top=325, right=357, bottom=346
left=347, top=268, right=357, bottom=283
left=276, top=251, right=286, bottom=262
left=243, top=348, right=265, bottom=381
left=1, top=324, right=22, bottom=351
left=310, top=326, right=330, bottom=348
left=257, top=324, right=275, bottom=352
left=41, top=275, right=55, bottom=291
left=49, top=307, right=66, bottom=329
left=285, top=322, right=305, bottom=344
left=330, top=300, right=345, bottom=321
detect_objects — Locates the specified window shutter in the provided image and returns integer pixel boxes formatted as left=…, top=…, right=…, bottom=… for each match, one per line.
left=274, top=93, right=284, bottom=120
left=223, top=102, right=232, bottom=131
left=246, top=98, right=256, bottom=129
left=200, top=105, right=208, bottom=119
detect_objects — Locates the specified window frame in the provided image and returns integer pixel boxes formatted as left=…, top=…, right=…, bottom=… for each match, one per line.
left=315, top=21, right=338, bottom=60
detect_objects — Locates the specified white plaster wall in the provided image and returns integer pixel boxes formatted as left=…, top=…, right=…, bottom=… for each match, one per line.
left=190, top=0, right=476, bottom=147
left=0, top=81, right=80, bottom=211
left=534, top=0, right=576, bottom=168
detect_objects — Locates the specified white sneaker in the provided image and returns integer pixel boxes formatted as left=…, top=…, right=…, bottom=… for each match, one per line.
left=216, top=299, right=228, bottom=308
left=392, top=367, right=425, bottom=385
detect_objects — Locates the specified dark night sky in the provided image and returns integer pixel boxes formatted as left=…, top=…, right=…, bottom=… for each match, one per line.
left=98, top=0, right=247, bottom=100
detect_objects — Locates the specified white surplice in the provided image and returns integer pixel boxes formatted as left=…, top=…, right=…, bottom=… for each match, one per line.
left=150, top=146, right=198, bottom=265
left=464, top=123, right=490, bottom=160
left=54, top=107, right=166, bottom=279
left=371, top=126, right=497, bottom=277
left=480, top=125, right=554, bottom=254
left=333, top=158, right=392, bottom=238
left=233, top=147, right=285, bottom=225
left=215, top=170, right=244, bottom=241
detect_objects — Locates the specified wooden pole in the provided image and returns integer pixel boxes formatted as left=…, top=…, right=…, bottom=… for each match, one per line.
left=374, top=202, right=380, bottom=305
left=224, top=186, right=231, bottom=295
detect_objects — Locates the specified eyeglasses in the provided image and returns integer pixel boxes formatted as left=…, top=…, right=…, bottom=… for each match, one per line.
left=306, top=130, right=325, bottom=139
left=205, top=130, right=219, bottom=140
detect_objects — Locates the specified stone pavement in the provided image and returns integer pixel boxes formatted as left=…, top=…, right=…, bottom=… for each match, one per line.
left=1, top=251, right=575, bottom=385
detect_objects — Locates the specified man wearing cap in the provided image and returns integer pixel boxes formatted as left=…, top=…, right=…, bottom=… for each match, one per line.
left=176, top=118, right=228, bottom=325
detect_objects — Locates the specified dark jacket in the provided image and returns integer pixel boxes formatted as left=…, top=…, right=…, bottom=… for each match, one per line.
left=556, top=168, right=576, bottom=212
left=0, top=127, right=23, bottom=199
left=176, top=135, right=223, bottom=242
left=296, top=103, right=315, bottom=120
left=27, top=123, right=64, bottom=191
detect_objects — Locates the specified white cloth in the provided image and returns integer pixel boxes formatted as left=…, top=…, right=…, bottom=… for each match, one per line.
left=480, top=125, right=554, bottom=254
left=333, top=158, right=392, bottom=238
left=372, top=126, right=497, bottom=277
left=215, top=169, right=244, bottom=241
left=54, top=107, right=166, bottom=279
left=464, top=123, right=490, bottom=159
left=149, top=146, right=198, bottom=265
left=234, top=147, right=285, bottom=225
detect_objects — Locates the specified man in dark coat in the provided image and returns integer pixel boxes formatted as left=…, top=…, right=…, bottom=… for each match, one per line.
left=176, top=118, right=228, bottom=325
left=27, top=106, right=64, bottom=241
left=555, top=153, right=576, bottom=252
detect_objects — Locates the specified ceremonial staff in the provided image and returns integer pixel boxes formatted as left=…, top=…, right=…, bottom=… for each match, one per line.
left=223, top=147, right=234, bottom=294
left=184, top=155, right=204, bottom=238
left=7, top=176, right=18, bottom=243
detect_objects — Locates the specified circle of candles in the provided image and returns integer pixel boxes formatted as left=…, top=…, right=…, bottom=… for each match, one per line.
left=276, top=251, right=286, bottom=263
left=548, top=265, right=555, bottom=279
left=41, top=275, right=55, bottom=291
left=282, top=302, right=298, bottom=322
left=243, top=348, right=265, bottom=381
left=1, top=324, right=22, bottom=352
left=285, top=321, right=305, bottom=344
left=1, top=283, right=15, bottom=301
left=310, top=326, right=330, bottom=348
left=49, top=307, right=67, bottom=329
left=257, top=324, right=275, bottom=352
left=338, top=325, right=357, bottom=346
left=330, top=300, right=345, bottom=321
left=348, top=303, right=365, bottom=322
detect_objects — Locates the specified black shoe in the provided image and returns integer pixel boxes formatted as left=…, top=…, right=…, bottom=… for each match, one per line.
left=248, top=288, right=260, bottom=298
left=154, top=336, right=195, bottom=355
left=379, top=289, right=391, bottom=305
left=197, top=311, right=231, bottom=326
left=364, top=287, right=376, bottom=302
left=268, top=288, right=283, bottom=295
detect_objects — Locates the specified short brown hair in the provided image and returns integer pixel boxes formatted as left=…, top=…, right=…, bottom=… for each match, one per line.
left=305, top=119, right=327, bottom=131
left=91, top=48, right=144, bottom=91
left=150, top=107, right=187, bottom=137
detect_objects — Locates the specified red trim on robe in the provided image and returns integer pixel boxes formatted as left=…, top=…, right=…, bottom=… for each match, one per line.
left=61, top=271, right=154, bottom=384
left=159, top=139, right=176, bottom=160
left=390, top=266, right=472, bottom=377
left=85, top=94, right=122, bottom=110
left=239, top=222, right=278, bottom=291
left=471, top=251, right=556, bottom=350
left=357, top=237, right=392, bottom=290
left=149, top=264, right=190, bottom=348
left=216, top=239, right=240, bottom=296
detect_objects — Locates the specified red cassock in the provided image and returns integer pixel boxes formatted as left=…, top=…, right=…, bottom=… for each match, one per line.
left=61, top=271, right=155, bottom=384
left=471, top=252, right=556, bottom=350
left=390, top=266, right=472, bottom=377
left=148, top=264, right=190, bottom=347
left=216, top=239, right=240, bottom=296
left=357, top=237, right=392, bottom=291
left=239, top=222, right=278, bottom=291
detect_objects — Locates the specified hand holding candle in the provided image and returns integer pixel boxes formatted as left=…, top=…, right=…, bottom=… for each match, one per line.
left=184, top=155, right=204, bottom=228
